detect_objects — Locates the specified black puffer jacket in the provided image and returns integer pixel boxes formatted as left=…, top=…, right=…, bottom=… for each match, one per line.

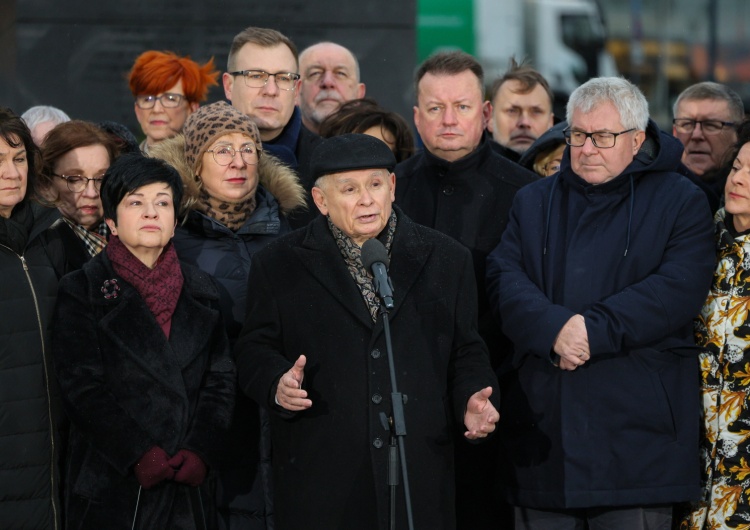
left=0, top=201, right=63, bottom=529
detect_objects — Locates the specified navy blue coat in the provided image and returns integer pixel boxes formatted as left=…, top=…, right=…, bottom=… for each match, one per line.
left=486, top=120, right=715, bottom=508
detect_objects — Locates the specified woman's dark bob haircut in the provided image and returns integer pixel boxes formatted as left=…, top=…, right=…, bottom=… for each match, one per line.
left=101, top=153, right=184, bottom=223
left=0, top=107, right=39, bottom=204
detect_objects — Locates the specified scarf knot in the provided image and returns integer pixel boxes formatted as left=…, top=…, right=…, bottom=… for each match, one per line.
left=105, top=235, right=184, bottom=337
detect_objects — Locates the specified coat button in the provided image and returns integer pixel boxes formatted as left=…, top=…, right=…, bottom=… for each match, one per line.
left=372, top=393, right=382, bottom=404
left=442, top=185, right=454, bottom=196
left=371, top=349, right=381, bottom=359
left=373, top=437, right=384, bottom=449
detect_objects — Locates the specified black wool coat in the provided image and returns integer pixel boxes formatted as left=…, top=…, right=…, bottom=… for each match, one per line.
left=395, top=135, right=538, bottom=365
left=234, top=211, right=499, bottom=530
left=52, top=250, right=235, bottom=530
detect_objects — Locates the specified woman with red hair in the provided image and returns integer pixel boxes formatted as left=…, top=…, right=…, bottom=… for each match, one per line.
left=129, top=51, right=219, bottom=154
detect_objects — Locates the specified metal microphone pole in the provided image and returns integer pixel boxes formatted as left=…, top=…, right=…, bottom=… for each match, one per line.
left=377, top=301, right=415, bottom=530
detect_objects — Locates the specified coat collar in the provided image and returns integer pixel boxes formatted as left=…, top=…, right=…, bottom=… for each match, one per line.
left=295, top=206, right=432, bottom=329
left=82, top=252, right=220, bottom=400
left=421, top=134, right=493, bottom=178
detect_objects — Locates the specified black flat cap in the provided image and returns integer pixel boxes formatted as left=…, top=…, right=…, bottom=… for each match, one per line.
left=310, top=133, right=397, bottom=179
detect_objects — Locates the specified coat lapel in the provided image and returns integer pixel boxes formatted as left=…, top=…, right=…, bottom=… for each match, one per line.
left=294, top=212, right=433, bottom=332
left=87, top=255, right=187, bottom=400
left=295, top=217, right=376, bottom=328
left=168, top=267, right=221, bottom=369
left=387, top=214, right=432, bottom=320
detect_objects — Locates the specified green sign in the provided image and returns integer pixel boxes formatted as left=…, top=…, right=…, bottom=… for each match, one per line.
left=416, top=0, right=474, bottom=61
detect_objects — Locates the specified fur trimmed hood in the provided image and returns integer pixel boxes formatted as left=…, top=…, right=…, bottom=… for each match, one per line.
left=149, top=134, right=307, bottom=216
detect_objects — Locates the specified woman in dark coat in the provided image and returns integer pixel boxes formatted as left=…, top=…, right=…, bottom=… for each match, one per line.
left=37, top=120, right=120, bottom=277
left=150, top=101, right=305, bottom=530
left=52, top=153, right=235, bottom=529
left=0, top=107, right=63, bottom=529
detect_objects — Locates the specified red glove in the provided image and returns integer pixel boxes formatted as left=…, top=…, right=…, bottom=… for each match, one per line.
left=134, top=446, right=174, bottom=489
left=168, top=449, right=207, bottom=487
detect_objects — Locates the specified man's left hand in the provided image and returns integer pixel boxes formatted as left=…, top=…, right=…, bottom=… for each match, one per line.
left=464, top=386, right=500, bottom=440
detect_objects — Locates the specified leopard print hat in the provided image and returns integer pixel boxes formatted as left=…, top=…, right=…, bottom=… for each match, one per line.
left=182, top=100, right=262, bottom=174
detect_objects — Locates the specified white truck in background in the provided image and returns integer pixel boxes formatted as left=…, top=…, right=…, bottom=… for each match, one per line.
left=418, top=0, right=619, bottom=98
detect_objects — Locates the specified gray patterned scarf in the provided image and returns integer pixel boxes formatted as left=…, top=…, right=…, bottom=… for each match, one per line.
left=328, top=210, right=398, bottom=322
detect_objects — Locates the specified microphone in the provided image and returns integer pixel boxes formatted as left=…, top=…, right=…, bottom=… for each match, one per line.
left=361, top=239, right=394, bottom=310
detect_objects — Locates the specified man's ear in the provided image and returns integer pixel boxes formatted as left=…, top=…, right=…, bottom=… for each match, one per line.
left=311, top=185, right=329, bottom=215
left=222, top=72, right=234, bottom=101
left=481, top=100, right=492, bottom=129
left=632, top=130, right=646, bottom=154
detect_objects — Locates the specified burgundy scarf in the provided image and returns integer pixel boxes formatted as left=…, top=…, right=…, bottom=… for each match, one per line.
left=106, top=235, right=184, bottom=337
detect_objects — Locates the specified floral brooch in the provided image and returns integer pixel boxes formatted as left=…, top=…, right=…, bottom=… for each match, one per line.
left=101, top=279, right=120, bottom=300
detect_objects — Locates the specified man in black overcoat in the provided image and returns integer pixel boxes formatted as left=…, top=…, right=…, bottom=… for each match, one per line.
left=234, top=133, right=500, bottom=530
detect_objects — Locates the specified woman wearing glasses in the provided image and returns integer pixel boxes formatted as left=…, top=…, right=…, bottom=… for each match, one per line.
left=128, top=50, right=219, bottom=155
left=38, top=120, right=120, bottom=276
left=150, top=100, right=304, bottom=530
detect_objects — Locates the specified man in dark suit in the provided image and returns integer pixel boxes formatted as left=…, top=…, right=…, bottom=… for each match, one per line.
left=234, top=133, right=500, bottom=530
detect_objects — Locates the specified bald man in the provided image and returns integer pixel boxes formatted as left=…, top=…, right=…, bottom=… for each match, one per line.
left=297, top=42, right=366, bottom=134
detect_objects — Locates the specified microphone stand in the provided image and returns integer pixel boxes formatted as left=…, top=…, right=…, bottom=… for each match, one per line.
left=377, top=301, right=415, bottom=530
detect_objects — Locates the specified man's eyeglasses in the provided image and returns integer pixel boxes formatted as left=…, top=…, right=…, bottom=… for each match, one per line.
left=229, top=70, right=300, bottom=91
left=564, top=128, right=636, bottom=149
left=135, top=93, right=186, bottom=109
left=206, top=145, right=258, bottom=166
left=672, top=118, right=735, bottom=135
left=54, top=174, right=104, bottom=192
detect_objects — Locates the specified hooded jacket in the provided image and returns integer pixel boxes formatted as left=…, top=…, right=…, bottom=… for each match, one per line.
left=486, top=119, right=715, bottom=508
left=517, top=120, right=568, bottom=173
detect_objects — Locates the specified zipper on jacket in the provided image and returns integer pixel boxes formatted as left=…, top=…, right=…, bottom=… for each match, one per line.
left=3, top=244, right=60, bottom=530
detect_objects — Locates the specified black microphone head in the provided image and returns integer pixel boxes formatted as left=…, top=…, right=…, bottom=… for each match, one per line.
left=361, top=238, right=390, bottom=270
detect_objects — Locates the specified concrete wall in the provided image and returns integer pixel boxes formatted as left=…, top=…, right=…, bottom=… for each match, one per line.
left=0, top=0, right=416, bottom=138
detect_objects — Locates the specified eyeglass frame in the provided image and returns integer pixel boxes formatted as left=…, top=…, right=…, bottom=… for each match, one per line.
left=563, top=127, right=636, bottom=149
left=672, top=118, right=736, bottom=135
left=229, top=69, right=301, bottom=91
left=134, top=93, right=187, bottom=109
left=54, top=174, right=104, bottom=192
left=205, top=145, right=259, bottom=166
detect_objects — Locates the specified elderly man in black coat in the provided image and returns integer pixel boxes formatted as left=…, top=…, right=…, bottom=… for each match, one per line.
left=234, top=134, right=500, bottom=530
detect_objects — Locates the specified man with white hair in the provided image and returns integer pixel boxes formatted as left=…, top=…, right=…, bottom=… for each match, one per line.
left=21, top=105, right=70, bottom=145
left=487, top=77, right=715, bottom=529
left=296, top=42, right=366, bottom=134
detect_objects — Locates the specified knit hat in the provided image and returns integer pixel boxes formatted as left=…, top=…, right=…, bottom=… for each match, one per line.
left=310, top=133, right=396, bottom=179
left=182, top=101, right=262, bottom=173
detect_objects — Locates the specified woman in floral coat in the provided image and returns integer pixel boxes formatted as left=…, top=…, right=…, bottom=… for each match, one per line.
left=682, top=120, right=750, bottom=529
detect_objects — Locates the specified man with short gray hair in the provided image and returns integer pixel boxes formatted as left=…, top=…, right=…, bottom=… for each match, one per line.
left=487, top=77, right=715, bottom=529
left=673, top=81, right=744, bottom=180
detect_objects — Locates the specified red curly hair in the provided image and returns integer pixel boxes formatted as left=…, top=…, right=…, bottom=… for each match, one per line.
left=128, top=50, right=219, bottom=103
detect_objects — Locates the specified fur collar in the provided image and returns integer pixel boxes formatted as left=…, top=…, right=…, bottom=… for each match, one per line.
left=149, top=134, right=307, bottom=216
